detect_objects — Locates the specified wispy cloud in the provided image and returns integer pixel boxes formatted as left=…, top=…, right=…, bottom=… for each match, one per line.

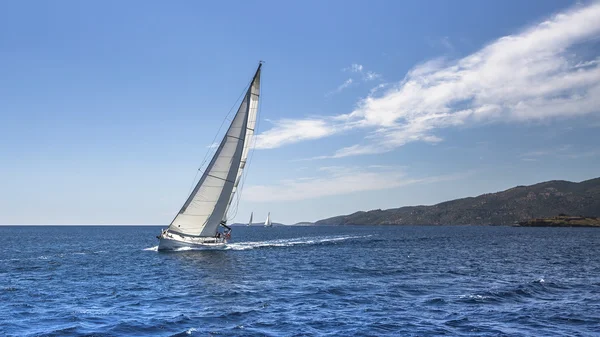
left=343, top=63, right=382, bottom=81
left=520, top=144, right=572, bottom=158
left=563, top=150, right=599, bottom=159
left=520, top=144, right=598, bottom=160
left=257, top=3, right=600, bottom=157
left=254, top=118, right=340, bottom=149
left=327, top=63, right=382, bottom=96
left=344, top=63, right=364, bottom=73
left=244, top=166, right=470, bottom=202
left=364, top=71, right=381, bottom=81
left=426, top=36, right=455, bottom=52
left=326, top=78, right=354, bottom=96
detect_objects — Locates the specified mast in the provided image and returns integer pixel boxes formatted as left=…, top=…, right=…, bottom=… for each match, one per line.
left=167, top=63, right=262, bottom=237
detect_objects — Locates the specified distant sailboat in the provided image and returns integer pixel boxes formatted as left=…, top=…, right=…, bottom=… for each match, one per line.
left=247, top=212, right=253, bottom=226
left=264, top=212, right=272, bottom=227
left=157, top=63, right=262, bottom=250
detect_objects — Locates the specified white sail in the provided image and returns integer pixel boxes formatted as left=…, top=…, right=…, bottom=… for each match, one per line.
left=167, top=65, right=261, bottom=237
left=264, top=212, right=272, bottom=227
left=223, top=69, right=260, bottom=221
left=247, top=212, right=253, bottom=226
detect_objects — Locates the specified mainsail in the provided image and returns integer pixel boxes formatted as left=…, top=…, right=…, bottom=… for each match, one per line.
left=247, top=212, right=253, bottom=226
left=167, top=64, right=261, bottom=237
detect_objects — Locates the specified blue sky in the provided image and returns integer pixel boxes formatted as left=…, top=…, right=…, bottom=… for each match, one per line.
left=1, top=0, right=599, bottom=225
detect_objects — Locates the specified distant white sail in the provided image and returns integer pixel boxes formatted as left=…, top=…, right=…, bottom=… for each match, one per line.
left=247, top=212, right=253, bottom=226
left=167, top=65, right=262, bottom=237
left=264, top=212, right=272, bottom=227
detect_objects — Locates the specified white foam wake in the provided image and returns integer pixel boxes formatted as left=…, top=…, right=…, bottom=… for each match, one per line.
left=143, top=235, right=369, bottom=252
left=224, top=235, right=369, bottom=251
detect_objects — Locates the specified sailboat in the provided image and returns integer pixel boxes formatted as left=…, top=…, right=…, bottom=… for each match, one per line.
left=247, top=212, right=253, bottom=226
left=264, top=212, right=272, bottom=227
left=157, top=63, right=262, bottom=250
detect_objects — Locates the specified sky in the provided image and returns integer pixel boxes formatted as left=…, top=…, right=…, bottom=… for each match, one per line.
left=1, top=0, right=599, bottom=225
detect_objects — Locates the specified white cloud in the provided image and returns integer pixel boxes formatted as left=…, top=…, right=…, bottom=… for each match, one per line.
left=520, top=144, right=598, bottom=160
left=344, top=63, right=381, bottom=81
left=520, top=150, right=552, bottom=158
left=326, top=78, right=354, bottom=96
left=563, top=150, right=599, bottom=159
left=344, top=63, right=364, bottom=73
left=257, top=3, right=600, bottom=157
left=520, top=144, right=572, bottom=158
left=244, top=166, right=469, bottom=202
left=254, top=118, right=339, bottom=149
left=368, top=83, right=389, bottom=95
left=328, top=64, right=382, bottom=95
left=364, top=71, right=381, bottom=81
left=331, top=144, right=387, bottom=158
left=426, top=36, right=456, bottom=52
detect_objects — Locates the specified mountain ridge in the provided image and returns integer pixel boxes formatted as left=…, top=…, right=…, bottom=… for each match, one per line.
left=315, top=177, right=600, bottom=226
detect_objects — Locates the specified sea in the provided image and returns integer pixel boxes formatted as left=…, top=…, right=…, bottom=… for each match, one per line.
left=1, top=225, right=599, bottom=336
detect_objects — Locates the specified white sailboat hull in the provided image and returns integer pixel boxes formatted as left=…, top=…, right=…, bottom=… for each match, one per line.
left=158, top=232, right=227, bottom=251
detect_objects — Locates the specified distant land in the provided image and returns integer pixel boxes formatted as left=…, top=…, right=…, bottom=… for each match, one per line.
left=292, top=222, right=315, bottom=226
left=516, top=215, right=600, bottom=227
left=315, top=177, right=600, bottom=226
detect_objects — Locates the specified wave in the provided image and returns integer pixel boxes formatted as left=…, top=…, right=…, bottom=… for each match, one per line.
left=458, top=278, right=568, bottom=304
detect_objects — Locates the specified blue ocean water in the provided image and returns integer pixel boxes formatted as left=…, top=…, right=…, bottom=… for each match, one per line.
left=1, top=225, right=599, bottom=336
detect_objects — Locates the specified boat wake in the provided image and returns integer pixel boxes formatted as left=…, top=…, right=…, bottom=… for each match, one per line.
left=225, top=235, right=369, bottom=251
left=143, top=235, right=369, bottom=252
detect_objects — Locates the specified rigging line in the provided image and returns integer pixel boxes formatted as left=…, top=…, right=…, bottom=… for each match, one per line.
left=185, top=71, right=256, bottom=195
left=197, top=81, right=249, bottom=170
left=186, top=170, right=202, bottom=196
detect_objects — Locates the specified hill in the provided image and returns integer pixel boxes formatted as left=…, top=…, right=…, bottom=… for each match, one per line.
left=315, top=177, right=600, bottom=226
left=292, top=222, right=315, bottom=226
